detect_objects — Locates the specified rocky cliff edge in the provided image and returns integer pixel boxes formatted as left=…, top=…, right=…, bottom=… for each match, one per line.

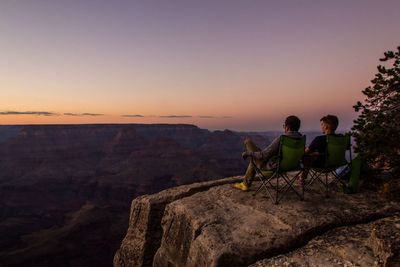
left=114, top=177, right=400, bottom=267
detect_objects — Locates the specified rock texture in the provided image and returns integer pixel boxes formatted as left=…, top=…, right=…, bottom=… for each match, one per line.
left=250, top=214, right=400, bottom=267
left=115, top=178, right=400, bottom=267
left=370, top=215, right=400, bottom=266
left=113, top=177, right=242, bottom=267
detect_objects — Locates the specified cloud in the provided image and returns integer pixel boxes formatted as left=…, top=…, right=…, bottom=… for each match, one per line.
left=198, top=115, right=233, bottom=119
left=159, top=115, right=192, bottom=118
left=0, top=111, right=58, bottom=116
left=64, top=113, right=104, bottom=116
left=121, top=114, right=145, bottom=118
left=81, top=113, right=104, bottom=116
left=198, top=116, right=215, bottom=118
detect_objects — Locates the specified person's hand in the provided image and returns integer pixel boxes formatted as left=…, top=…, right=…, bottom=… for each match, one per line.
left=242, top=151, right=251, bottom=160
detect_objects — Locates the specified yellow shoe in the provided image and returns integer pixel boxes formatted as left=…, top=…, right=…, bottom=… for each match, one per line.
left=234, top=182, right=249, bottom=191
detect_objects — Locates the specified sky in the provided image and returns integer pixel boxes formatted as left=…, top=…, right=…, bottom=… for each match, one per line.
left=0, top=0, right=399, bottom=131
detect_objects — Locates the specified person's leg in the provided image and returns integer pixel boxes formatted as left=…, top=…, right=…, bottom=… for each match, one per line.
left=301, top=154, right=318, bottom=183
left=243, top=138, right=263, bottom=186
left=243, top=162, right=256, bottom=187
left=301, top=155, right=311, bottom=180
left=244, top=137, right=260, bottom=152
left=235, top=138, right=263, bottom=190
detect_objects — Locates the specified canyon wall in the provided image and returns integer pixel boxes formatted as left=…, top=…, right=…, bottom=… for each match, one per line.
left=0, top=124, right=265, bottom=266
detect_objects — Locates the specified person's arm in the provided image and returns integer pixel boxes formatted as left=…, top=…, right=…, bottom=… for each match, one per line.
left=305, top=147, right=319, bottom=156
left=306, top=137, right=322, bottom=156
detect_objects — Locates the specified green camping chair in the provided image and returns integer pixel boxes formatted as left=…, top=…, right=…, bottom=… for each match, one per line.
left=306, top=134, right=352, bottom=197
left=252, top=135, right=306, bottom=204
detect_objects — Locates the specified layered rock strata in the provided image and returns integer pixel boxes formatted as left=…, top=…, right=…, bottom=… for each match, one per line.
left=115, top=178, right=400, bottom=267
left=0, top=124, right=254, bottom=266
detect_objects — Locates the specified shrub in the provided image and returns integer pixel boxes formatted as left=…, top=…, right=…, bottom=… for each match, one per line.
left=352, top=46, right=400, bottom=177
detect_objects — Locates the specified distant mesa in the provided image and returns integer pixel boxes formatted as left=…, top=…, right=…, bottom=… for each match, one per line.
left=121, top=115, right=233, bottom=119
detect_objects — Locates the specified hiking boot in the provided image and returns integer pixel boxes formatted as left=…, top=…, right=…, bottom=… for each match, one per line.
left=234, top=182, right=249, bottom=191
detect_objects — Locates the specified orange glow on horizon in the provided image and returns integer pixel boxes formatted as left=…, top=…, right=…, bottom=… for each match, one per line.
left=1, top=1, right=398, bottom=131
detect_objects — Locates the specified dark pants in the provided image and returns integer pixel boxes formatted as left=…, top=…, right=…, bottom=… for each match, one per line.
left=301, top=153, right=324, bottom=179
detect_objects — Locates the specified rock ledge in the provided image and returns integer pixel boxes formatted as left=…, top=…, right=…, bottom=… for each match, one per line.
left=114, top=177, right=400, bottom=267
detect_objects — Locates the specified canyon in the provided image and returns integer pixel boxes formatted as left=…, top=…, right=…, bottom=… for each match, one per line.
left=0, top=124, right=274, bottom=266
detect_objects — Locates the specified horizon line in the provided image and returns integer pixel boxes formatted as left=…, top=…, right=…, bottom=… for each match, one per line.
left=0, top=122, right=343, bottom=133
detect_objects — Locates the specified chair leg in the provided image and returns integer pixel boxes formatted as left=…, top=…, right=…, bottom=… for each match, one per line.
left=287, top=173, right=302, bottom=200
left=253, top=181, right=263, bottom=196
left=253, top=166, right=306, bottom=204
left=305, top=169, right=318, bottom=192
left=252, top=171, right=276, bottom=202
left=331, top=171, right=348, bottom=189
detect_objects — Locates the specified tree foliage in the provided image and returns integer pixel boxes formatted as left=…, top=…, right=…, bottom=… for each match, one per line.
left=352, top=46, right=400, bottom=176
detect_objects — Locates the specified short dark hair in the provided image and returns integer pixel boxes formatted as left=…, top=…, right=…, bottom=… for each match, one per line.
left=320, top=115, right=339, bottom=131
left=285, top=115, right=301, bottom=131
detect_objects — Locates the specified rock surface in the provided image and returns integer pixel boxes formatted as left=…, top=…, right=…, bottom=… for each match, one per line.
left=115, top=178, right=400, bottom=267
left=370, top=215, right=400, bottom=266
left=113, top=176, right=242, bottom=267
left=250, top=214, right=400, bottom=267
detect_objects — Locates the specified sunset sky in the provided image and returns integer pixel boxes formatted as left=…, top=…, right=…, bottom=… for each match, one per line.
left=1, top=0, right=399, bottom=131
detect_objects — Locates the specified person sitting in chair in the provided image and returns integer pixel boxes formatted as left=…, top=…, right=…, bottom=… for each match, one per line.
left=306, top=115, right=342, bottom=165
left=234, top=115, right=302, bottom=191
left=300, top=114, right=342, bottom=181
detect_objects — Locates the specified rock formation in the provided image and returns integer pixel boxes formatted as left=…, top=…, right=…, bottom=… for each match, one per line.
left=251, top=214, right=400, bottom=266
left=2, top=124, right=390, bottom=266
left=115, top=177, right=400, bottom=266
left=0, top=124, right=263, bottom=266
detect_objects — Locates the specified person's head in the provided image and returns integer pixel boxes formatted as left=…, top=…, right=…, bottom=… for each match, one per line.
left=320, top=115, right=339, bottom=134
left=284, top=115, right=301, bottom=133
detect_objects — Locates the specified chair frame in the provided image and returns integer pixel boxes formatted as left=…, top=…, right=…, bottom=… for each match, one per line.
left=252, top=135, right=306, bottom=204
left=305, top=134, right=352, bottom=197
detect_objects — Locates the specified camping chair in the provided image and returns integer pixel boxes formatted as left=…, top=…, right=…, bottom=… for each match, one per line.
left=252, top=135, right=306, bottom=204
left=305, top=134, right=352, bottom=197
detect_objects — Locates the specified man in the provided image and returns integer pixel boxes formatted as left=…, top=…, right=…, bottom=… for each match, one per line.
left=234, top=115, right=302, bottom=191
left=300, top=114, right=342, bottom=181
left=305, top=114, right=341, bottom=166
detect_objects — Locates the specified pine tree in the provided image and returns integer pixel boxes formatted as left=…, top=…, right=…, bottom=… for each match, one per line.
left=352, top=46, right=400, bottom=176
